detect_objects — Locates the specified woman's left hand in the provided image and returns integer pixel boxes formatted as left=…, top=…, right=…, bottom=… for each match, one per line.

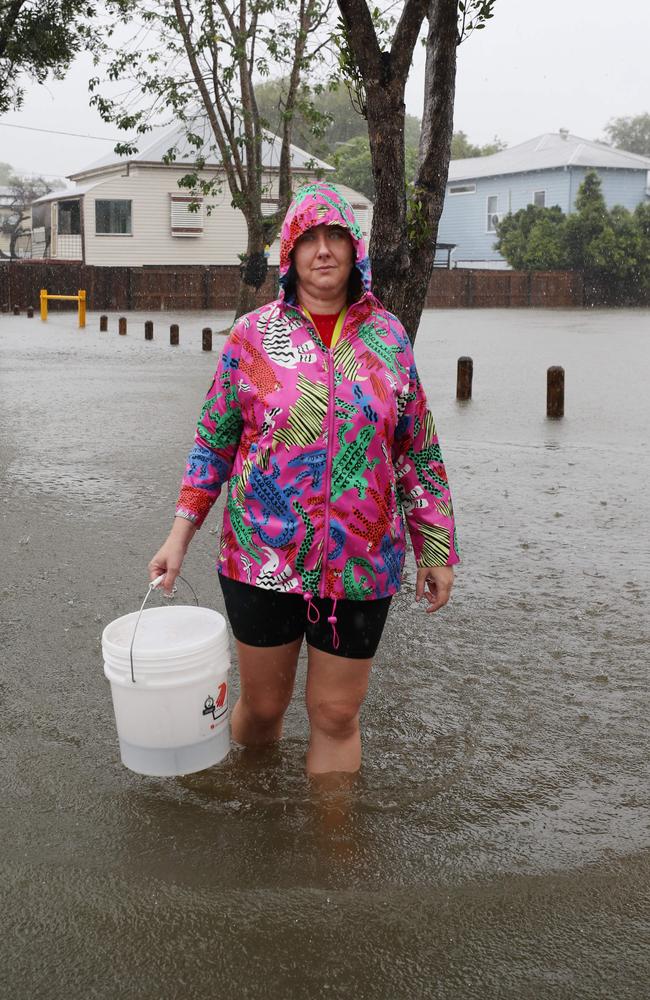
left=416, top=566, right=455, bottom=613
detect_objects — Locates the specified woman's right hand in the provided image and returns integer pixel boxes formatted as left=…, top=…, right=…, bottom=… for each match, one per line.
left=148, top=517, right=197, bottom=595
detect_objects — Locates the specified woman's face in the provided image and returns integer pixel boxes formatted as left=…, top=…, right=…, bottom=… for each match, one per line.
left=292, top=223, right=355, bottom=304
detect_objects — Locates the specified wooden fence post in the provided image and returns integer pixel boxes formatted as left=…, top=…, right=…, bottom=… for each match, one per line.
left=547, top=366, right=564, bottom=418
left=27, top=307, right=34, bottom=318
left=100, top=315, right=108, bottom=331
left=457, top=357, right=473, bottom=400
left=144, top=320, right=154, bottom=340
left=118, top=316, right=127, bottom=336
left=170, top=324, right=179, bottom=346
left=202, top=327, right=212, bottom=351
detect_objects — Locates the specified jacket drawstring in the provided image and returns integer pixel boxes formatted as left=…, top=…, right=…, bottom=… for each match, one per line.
left=328, top=598, right=340, bottom=651
left=303, top=591, right=320, bottom=624
left=304, top=593, right=339, bottom=649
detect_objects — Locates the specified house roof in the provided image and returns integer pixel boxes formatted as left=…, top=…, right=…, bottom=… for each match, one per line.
left=31, top=180, right=103, bottom=205
left=449, top=131, right=650, bottom=183
left=69, top=121, right=334, bottom=180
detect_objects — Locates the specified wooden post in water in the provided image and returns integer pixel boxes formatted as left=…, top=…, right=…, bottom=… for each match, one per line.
left=547, top=366, right=564, bottom=418
left=118, top=316, right=127, bottom=336
left=170, top=324, right=179, bottom=346
left=27, top=307, right=34, bottom=318
left=144, top=320, right=154, bottom=341
left=99, top=315, right=108, bottom=331
left=202, top=327, right=213, bottom=351
left=456, top=356, right=473, bottom=400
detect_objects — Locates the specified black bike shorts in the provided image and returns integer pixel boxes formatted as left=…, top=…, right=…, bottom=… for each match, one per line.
left=219, top=573, right=392, bottom=660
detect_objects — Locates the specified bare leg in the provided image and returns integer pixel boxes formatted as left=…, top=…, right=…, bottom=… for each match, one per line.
left=305, top=645, right=372, bottom=775
left=231, top=637, right=302, bottom=747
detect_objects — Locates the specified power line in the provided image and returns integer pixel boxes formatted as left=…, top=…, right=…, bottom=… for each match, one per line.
left=0, top=121, right=117, bottom=141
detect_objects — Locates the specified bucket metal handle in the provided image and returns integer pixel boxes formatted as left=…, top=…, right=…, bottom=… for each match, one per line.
left=129, top=573, right=199, bottom=684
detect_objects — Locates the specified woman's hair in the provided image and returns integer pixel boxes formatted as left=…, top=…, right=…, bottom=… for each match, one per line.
left=284, top=260, right=363, bottom=304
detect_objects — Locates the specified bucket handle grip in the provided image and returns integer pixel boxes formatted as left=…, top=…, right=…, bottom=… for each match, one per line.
left=129, top=574, right=199, bottom=684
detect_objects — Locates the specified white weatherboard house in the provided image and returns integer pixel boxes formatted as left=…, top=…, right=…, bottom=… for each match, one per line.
left=29, top=124, right=372, bottom=265
left=437, top=130, right=650, bottom=269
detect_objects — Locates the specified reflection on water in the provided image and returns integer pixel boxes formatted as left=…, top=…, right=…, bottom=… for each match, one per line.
left=1, top=309, right=649, bottom=999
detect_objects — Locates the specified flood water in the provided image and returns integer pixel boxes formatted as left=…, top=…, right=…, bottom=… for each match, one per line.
left=1, top=307, right=649, bottom=999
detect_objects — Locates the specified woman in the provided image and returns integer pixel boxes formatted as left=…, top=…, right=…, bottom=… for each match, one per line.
left=149, top=182, right=459, bottom=776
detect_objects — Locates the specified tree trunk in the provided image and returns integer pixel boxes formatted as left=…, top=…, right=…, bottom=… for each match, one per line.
left=376, top=0, right=457, bottom=343
left=234, top=219, right=268, bottom=320
left=365, top=81, right=411, bottom=313
left=401, top=0, right=457, bottom=343
left=337, top=0, right=458, bottom=345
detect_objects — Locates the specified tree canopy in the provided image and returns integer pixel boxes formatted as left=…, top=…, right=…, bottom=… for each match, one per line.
left=256, top=77, right=504, bottom=203
left=0, top=0, right=109, bottom=114
left=0, top=161, right=14, bottom=184
left=91, top=0, right=332, bottom=317
left=255, top=77, right=422, bottom=161
left=603, top=113, right=650, bottom=157
left=451, top=130, right=505, bottom=158
left=334, top=0, right=497, bottom=341
left=0, top=170, right=59, bottom=257
left=495, top=170, right=650, bottom=303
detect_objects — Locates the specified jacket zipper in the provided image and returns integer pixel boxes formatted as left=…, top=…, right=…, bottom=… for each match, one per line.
left=321, top=353, right=336, bottom=598
left=289, top=297, right=366, bottom=598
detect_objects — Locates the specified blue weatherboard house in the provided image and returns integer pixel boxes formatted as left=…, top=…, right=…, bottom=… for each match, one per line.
left=436, top=129, right=650, bottom=269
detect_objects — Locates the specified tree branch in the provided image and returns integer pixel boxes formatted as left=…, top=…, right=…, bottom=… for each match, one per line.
left=415, top=0, right=458, bottom=196
left=335, top=0, right=382, bottom=81
left=390, top=0, right=430, bottom=84
left=173, top=0, right=242, bottom=199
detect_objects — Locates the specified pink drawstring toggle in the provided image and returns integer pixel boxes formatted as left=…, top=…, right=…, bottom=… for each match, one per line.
left=304, top=591, right=320, bottom=624
left=328, top=598, right=340, bottom=650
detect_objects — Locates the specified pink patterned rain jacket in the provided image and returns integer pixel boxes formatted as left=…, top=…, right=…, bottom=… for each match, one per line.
left=177, top=182, right=459, bottom=601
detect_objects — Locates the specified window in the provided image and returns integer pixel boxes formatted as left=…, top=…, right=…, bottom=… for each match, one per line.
left=95, top=199, right=132, bottom=235
left=449, top=184, right=476, bottom=195
left=486, top=195, right=499, bottom=232
left=533, top=190, right=546, bottom=208
left=58, top=200, right=81, bottom=236
left=170, top=195, right=203, bottom=236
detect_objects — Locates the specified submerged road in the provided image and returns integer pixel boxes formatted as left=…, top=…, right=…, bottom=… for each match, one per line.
left=1, top=307, right=649, bottom=999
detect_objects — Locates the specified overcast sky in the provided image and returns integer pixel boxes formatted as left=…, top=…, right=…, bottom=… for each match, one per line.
left=1, top=0, right=649, bottom=182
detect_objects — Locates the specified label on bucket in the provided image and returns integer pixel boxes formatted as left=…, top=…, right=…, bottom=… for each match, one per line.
left=201, top=681, right=228, bottom=732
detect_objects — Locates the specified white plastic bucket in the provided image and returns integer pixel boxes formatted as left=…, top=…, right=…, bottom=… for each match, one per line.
left=102, top=604, right=231, bottom=776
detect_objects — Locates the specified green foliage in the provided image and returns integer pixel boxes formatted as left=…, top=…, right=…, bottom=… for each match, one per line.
left=256, top=78, right=421, bottom=162
left=495, top=170, right=650, bottom=300
left=406, top=183, right=433, bottom=249
left=603, top=113, right=650, bottom=157
left=495, top=204, right=567, bottom=270
left=90, top=0, right=330, bottom=295
left=451, top=131, right=506, bottom=159
left=328, top=133, right=419, bottom=200
left=457, top=0, right=497, bottom=43
left=331, top=135, right=374, bottom=198
left=0, top=1, right=127, bottom=114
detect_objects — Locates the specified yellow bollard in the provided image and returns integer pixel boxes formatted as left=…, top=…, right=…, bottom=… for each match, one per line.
left=78, top=290, right=86, bottom=329
left=40, top=289, right=48, bottom=322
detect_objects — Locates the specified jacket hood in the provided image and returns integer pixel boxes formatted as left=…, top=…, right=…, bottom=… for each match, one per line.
left=278, top=181, right=372, bottom=300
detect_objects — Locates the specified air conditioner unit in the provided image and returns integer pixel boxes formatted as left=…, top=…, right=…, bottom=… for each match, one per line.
left=490, top=213, right=501, bottom=228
